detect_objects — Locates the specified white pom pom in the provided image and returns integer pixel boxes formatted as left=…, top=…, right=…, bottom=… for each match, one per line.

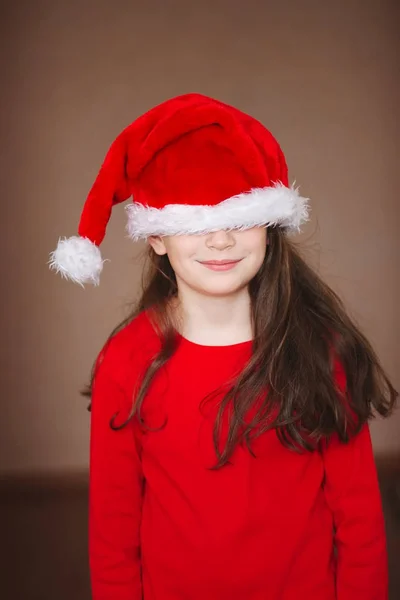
left=49, top=236, right=105, bottom=286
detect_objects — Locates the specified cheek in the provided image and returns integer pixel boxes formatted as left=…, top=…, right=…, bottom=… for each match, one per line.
left=246, top=231, right=268, bottom=260
left=248, top=246, right=267, bottom=275
left=239, top=226, right=267, bottom=245
left=166, top=242, right=197, bottom=275
left=242, top=239, right=267, bottom=277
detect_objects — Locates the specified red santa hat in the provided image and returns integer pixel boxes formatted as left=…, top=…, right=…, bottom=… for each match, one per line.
left=49, top=93, right=309, bottom=285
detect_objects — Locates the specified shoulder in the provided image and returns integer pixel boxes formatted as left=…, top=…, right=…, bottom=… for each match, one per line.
left=94, top=310, right=161, bottom=388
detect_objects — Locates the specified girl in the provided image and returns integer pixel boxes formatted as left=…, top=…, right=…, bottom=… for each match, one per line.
left=50, top=94, right=396, bottom=600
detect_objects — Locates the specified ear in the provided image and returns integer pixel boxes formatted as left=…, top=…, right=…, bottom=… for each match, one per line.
left=147, top=235, right=168, bottom=256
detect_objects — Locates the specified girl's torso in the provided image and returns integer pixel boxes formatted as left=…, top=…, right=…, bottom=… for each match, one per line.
left=128, top=313, right=336, bottom=600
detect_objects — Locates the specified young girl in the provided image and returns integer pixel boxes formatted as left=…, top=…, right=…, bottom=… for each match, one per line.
left=50, top=93, right=396, bottom=600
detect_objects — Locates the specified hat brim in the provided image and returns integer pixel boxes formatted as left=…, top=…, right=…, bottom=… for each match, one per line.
left=126, top=183, right=309, bottom=240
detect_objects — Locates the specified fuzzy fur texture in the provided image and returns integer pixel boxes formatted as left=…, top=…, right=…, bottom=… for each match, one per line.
left=49, top=236, right=104, bottom=286
left=126, top=183, right=309, bottom=240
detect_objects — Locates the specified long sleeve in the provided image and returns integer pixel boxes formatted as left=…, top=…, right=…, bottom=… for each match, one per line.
left=322, top=424, right=388, bottom=599
left=89, top=352, right=144, bottom=600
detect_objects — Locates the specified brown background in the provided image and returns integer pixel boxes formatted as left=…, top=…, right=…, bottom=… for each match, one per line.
left=1, top=0, right=399, bottom=475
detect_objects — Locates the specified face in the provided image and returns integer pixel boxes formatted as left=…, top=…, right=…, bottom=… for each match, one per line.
left=148, top=227, right=268, bottom=298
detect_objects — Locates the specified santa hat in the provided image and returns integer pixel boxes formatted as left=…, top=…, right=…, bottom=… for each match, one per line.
left=49, top=93, right=309, bottom=285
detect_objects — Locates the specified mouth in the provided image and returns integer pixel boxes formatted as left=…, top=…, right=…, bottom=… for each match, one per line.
left=198, top=259, right=243, bottom=271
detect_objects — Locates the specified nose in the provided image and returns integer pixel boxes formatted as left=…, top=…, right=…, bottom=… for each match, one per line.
left=205, top=229, right=236, bottom=250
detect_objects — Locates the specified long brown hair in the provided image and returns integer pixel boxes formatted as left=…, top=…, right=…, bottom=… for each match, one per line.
left=83, top=227, right=397, bottom=468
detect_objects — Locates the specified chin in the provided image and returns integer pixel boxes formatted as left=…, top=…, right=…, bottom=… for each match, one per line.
left=195, top=279, right=247, bottom=297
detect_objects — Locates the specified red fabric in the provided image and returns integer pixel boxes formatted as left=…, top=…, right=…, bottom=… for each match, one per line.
left=89, top=311, right=388, bottom=600
left=79, top=93, right=288, bottom=245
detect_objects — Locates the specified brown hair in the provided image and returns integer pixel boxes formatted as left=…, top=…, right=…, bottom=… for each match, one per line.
left=83, top=227, right=397, bottom=468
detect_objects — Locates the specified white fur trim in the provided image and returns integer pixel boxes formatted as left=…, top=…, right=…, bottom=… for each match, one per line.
left=49, top=236, right=104, bottom=286
left=126, top=183, right=309, bottom=240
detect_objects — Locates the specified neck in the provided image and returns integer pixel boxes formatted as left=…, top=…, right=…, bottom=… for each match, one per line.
left=170, top=283, right=253, bottom=346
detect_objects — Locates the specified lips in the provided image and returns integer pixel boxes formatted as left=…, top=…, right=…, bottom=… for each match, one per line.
left=198, top=258, right=243, bottom=271
left=199, top=260, right=241, bottom=265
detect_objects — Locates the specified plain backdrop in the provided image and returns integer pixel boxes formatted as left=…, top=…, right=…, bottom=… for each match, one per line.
left=1, top=0, right=398, bottom=473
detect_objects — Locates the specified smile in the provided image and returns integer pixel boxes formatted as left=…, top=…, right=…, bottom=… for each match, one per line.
left=198, top=259, right=243, bottom=271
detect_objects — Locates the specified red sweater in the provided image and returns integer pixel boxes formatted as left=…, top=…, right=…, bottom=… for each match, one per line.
left=89, top=311, right=388, bottom=600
